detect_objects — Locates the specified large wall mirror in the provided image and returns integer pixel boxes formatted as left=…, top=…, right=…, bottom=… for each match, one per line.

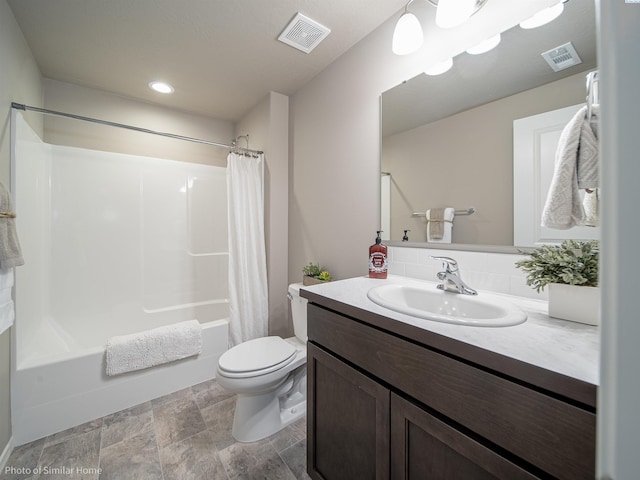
left=381, top=0, right=597, bottom=250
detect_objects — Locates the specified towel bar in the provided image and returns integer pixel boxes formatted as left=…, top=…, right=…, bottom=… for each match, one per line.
left=412, top=208, right=475, bottom=217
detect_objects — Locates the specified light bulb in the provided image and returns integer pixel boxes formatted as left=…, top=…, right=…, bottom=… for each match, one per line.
left=392, top=11, right=423, bottom=55
left=436, top=0, right=477, bottom=29
left=424, top=58, right=453, bottom=76
left=520, top=2, right=564, bottom=29
left=466, top=33, right=501, bottom=55
left=149, top=81, right=174, bottom=94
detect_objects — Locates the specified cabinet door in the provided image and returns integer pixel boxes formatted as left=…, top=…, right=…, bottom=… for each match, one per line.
left=307, top=342, right=390, bottom=480
left=390, top=394, right=539, bottom=480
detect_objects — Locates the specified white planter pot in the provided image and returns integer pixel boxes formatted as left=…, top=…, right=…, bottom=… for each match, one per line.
left=547, top=283, right=600, bottom=326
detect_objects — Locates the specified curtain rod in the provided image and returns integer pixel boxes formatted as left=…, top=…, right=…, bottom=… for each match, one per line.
left=11, top=102, right=264, bottom=155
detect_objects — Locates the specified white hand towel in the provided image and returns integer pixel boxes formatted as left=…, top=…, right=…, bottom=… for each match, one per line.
left=0, top=269, right=14, bottom=334
left=542, top=106, right=599, bottom=229
left=577, top=106, right=599, bottom=190
left=0, top=300, right=15, bottom=336
left=106, top=320, right=202, bottom=376
left=427, top=208, right=455, bottom=243
left=583, top=189, right=600, bottom=227
left=0, top=182, right=24, bottom=269
left=0, top=267, right=14, bottom=291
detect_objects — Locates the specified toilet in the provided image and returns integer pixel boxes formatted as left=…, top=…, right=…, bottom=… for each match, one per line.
left=216, top=283, right=308, bottom=442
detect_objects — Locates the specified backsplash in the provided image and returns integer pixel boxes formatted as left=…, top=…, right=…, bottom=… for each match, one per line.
left=388, top=247, right=547, bottom=301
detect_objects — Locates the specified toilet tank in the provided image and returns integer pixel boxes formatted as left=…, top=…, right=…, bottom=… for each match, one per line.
left=288, top=283, right=307, bottom=343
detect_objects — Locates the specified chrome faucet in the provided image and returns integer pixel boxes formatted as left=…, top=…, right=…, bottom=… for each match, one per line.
left=431, top=256, right=477, bottom=295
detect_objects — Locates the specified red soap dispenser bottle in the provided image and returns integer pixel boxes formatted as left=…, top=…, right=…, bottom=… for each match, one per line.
left=369, top=230, right=388, bottom=279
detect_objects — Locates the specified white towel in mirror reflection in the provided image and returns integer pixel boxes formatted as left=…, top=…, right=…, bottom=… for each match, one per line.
left=427, top=208, right=455, bottom=243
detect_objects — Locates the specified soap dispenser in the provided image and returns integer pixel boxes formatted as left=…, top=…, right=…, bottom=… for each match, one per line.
left=369, top=231, right=388, bottom=279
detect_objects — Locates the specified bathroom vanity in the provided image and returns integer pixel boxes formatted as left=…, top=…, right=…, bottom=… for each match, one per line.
left=301, top=276, right=598, bottom=480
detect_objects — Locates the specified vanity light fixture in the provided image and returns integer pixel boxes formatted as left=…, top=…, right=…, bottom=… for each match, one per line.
left=424, top=57, right=453, bottom=76
left=519, top=1, right=565, bottom=29
left=466, top=33, right=501, bottom=55
left=148, top=81, right=174, bottom=94
left=392, top=0, right=423, bottom=55
left=431, top=0, right=489, bottom=29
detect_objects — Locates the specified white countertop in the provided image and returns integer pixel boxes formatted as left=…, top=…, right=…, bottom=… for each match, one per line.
left=302, top=275, right=600, bottom=387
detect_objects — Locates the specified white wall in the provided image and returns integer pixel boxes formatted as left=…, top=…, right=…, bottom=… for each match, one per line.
left=597, top=1, right=640, bottom=478
left=0, top=0, right=42, bottom=462
left=288, top=0, right=559, bottom=283
left=43, top=79, right=234, bottom=167
left=235, top=92, right=290, bottom=337
left=388, top=246, right=546, bottom=301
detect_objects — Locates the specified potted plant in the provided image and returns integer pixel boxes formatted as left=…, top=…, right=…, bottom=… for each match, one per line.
left=302, top=262, right=332, bottom=286
left=515, top=240, right=600, bottom=325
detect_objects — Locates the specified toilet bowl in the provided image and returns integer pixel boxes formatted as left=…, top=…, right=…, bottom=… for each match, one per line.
left=216, top=283, right=308, bottom=442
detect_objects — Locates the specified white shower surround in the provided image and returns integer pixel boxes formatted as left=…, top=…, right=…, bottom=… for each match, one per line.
left=11, top=113, right=229, bottom=445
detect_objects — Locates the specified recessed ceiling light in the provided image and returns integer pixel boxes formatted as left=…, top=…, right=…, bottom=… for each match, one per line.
left=149, top=81, right=174, bottom=94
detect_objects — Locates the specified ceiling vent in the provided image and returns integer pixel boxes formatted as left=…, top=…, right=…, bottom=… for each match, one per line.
left=541, top=42, right=583, bottom=72
left=278, top=13, right=331, bottom=54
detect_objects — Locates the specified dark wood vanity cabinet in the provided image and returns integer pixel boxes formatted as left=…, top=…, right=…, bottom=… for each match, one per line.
left=307, top=343, right=389, bottom=480
left=305, top=302, right=596, bottom=480
left=390, top=393, right=539, bottom=480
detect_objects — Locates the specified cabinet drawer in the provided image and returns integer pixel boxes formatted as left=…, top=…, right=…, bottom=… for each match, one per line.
left=308, top=304, right=595, bottom=480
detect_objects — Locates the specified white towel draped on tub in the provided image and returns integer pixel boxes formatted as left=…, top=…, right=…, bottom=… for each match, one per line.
left=106, top=320, right=203, bottom=376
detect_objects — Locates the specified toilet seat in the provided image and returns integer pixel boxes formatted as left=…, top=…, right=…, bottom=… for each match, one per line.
left=218, top=336, right=298, bottom=379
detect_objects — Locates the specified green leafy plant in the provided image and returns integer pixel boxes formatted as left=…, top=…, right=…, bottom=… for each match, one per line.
left=317, top=271, right=332, bottom=282
left=515, top=240, right=599, bottom=293
left=302, top=262, right=332, bottom=282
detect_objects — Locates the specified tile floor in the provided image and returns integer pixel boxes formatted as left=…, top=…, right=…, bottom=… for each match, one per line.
left=1, top=379, right=310, bottom=480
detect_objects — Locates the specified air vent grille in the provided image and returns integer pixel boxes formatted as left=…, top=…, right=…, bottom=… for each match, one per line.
left=278, top=13, right=331, bottom=54
left=541, top=42, right=583, bottom=72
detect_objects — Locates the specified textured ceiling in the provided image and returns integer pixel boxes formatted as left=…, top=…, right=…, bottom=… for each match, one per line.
left=8, top=0, right=407, bottom=122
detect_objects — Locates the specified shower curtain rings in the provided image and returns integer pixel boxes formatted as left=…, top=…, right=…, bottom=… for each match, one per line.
left=231, top=135, right=259, bottom=158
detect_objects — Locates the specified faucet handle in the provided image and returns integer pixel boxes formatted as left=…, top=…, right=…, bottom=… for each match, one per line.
left=430, top=256, right=458, bottom=273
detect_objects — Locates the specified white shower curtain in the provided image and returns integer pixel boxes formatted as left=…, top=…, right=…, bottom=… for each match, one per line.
left=227, top=152, right=268, bottom=346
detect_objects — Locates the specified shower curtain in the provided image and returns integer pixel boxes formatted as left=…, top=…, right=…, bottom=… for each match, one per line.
left=227, top=152, right=268, bottom=346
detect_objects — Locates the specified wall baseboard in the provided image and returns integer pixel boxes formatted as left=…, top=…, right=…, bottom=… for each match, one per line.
left=0, top=437, right=14, bottom=472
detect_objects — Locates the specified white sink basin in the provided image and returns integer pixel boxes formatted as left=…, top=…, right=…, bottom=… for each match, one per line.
left=367, top=284, right=527, bottom=327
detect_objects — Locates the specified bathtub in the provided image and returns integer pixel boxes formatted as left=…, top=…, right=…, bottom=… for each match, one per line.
left=11, top=113, right=232, bottom=445
left=11, top=307, right=229, bottom=446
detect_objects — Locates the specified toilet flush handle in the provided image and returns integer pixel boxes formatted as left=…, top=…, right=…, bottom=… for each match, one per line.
left=287, top=292, right=293, bottom=301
